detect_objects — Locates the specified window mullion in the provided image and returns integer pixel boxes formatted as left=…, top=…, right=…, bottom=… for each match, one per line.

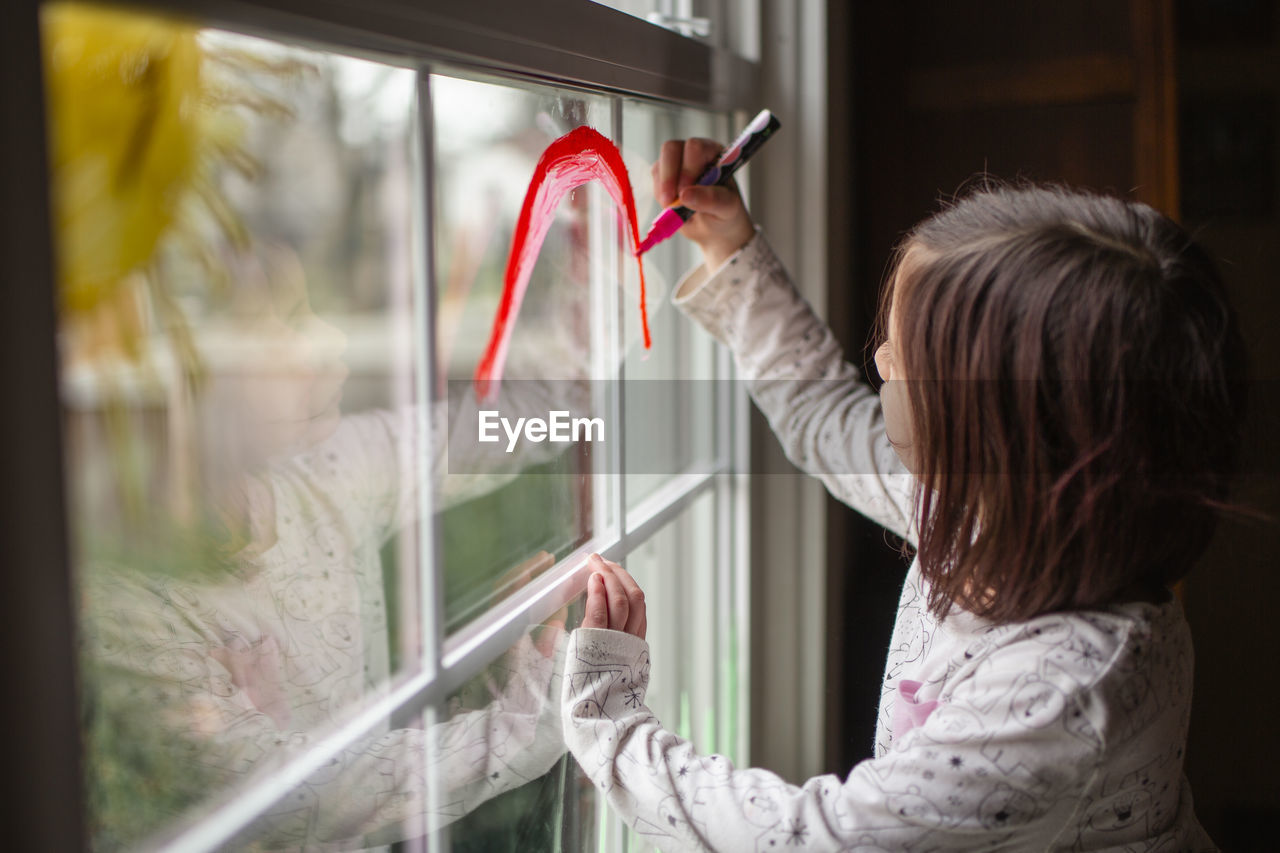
left=616, top=471, right=716, bottom=553
left=440, top=552, right=589, bottom=673
left=610, top=95, right=628, bottom=541
left=732, top=371, right=752, bottom=763
left=418, top=65, right=445, bottom=684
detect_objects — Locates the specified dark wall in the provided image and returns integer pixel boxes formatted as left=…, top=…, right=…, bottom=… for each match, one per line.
left=827, top=1, right=1280, bottom=847
left=1177, top=2, right=1280, bottom=849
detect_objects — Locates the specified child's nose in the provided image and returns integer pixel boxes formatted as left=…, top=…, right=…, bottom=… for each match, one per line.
left=311, top=315, right=347, bottom=363
left=874, top=342, right=894, bottom=382
left=294, top=312, right=347, bottom=366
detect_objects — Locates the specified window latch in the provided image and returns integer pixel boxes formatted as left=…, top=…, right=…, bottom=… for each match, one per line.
left=645, top=12, right=712, bottom=39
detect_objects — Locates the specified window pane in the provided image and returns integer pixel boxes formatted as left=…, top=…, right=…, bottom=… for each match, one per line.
left=622, top=102, right=723, bottom=517
left=624, top=491, right=724, bottom=752
left=614, top=489, right=739, bottom=852
left=589, top=0, right=710, bottom=41
left=220, top=601, right=588, bottom=851
left=588, top=0, right=663, bottom=25
left=433, top=601, right=598, bottom=850
left=589, top=0, right=757, bottom=57
left=432, top=71, right=615, bottom=633
left=45, top=5, right=425, bottom=845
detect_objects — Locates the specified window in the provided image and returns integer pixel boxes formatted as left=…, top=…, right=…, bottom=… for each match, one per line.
left=590, top=0, right=760, bottom=59
left=33, top=1, right=756, bottom=849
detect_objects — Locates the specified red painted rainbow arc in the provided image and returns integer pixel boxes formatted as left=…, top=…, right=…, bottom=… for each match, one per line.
left=473, top=126, right=650, bottom=401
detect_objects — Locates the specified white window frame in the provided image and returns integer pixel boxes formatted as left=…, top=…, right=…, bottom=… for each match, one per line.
left=748, top=0, right=832, bottom=785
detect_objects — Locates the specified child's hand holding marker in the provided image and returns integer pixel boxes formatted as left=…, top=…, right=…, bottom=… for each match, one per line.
left=644, top=109, right=778, bottom=270
left=581, top=553, right=647, bottom=640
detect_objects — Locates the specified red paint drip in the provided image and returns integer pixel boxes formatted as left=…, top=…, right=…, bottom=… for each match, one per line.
left=474, top=126, right=650, bottom=401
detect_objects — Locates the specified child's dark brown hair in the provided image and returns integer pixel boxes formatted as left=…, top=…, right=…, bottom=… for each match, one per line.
left=881, top=183, right=1247, bottom=622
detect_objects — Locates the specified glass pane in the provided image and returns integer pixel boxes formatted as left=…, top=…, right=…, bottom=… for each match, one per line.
left=433, top=599, right=597, bottom=850
left=615, top=490, right=735, bottom=852
left=624, top=491, right=721, bottom=750
left=589, top=0, right=719, bottom=43
left=229, top=708, right=439, bottom=850
left=432, top=70, right=614, bottom=633
left=44, top=5, right=425, bottom=846
left=588, top=0, right=663, bottom=25
left=228, top=600, right=590, bottom=851
left=622, top=101, right=723, bottom=517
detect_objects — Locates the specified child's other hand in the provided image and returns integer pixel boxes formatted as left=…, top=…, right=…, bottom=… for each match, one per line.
left=653, top=138, right=755, bottom=271
left=581, top=553, right=647, bottom=640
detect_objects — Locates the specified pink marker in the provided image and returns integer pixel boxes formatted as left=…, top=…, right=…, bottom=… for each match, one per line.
left=635, top=108, right=781, bottom=256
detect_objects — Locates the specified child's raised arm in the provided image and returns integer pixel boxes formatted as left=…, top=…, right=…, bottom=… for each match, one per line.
left=658, top=139, right=918, bottom=543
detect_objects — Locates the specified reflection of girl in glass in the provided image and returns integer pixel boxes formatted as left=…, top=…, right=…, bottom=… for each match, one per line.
left=77, top=239, right=567, bottom=849
left=46, top=7, right=567, bottom=848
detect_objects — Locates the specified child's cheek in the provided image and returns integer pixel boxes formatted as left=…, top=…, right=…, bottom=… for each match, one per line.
left=880, top=379, right=918, bottom=473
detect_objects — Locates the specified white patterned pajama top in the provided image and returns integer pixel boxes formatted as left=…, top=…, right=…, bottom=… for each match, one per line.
left=560, top=232, right=1217, bottom=852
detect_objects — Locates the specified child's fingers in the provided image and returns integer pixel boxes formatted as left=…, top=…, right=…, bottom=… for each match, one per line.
left=678, top=184, right=742, bottom=221
left=657, top=139, right=684, bottom=206
left=591, top=555, right=630, bottom=631
left=605, top=562, right=647, bottom=639
left=583, top=554, right=647, bottom=640
left=583, top=571, right=609, bottom=629
left=601, top=570, right=630, bottom=632
left=678, top=137, right=723, bottom=196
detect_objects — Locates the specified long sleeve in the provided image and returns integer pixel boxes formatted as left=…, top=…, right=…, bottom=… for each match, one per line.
left=561, top=624, right=1216, bottom=852
left=673, top=232, right=918, bottom=543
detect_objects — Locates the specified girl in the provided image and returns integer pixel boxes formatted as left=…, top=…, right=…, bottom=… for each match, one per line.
left=561, top=138, right=1245, bottom=850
